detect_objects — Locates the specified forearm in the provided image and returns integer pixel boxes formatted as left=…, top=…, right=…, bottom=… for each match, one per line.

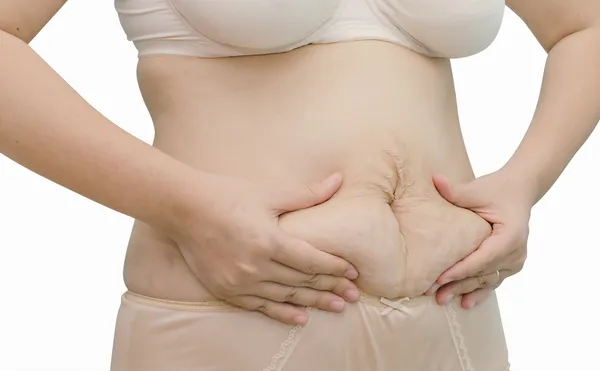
left=503, top=28, right=600, bottom=205
left=0, top=31, right=207, bottom=232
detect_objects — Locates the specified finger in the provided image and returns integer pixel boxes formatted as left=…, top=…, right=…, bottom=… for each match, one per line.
left=481, top=270, right=502, bottom=287
left=482, top=269, right=515, bottom=290
left=272, top=172, right=343, bottom=213
left=431, top=175, right=456, bottom=203
left=273, top=235, right=359, bottom=280
left=461, top=288, right=493, bottom=309
left=424, top=283, right=441, bottom=296
left=490, top=269, right=510, bottom=290
left=436, top=271, right=499, bottom=305
left=436, top=233, right=507, bottom=284
left=432, top=174, right=482, bottom=210
left=229, top=295, right=309, bottom=326
left=252, top=282, right=348, bottom=313
left=268, top=263, right=360, bottom=302
left=435, top=277, right=481, bottom=305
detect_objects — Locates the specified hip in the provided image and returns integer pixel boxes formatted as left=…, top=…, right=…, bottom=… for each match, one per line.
left=110, top=289, right=509, bottom=371
left=122, top=144, right=491, bottom=301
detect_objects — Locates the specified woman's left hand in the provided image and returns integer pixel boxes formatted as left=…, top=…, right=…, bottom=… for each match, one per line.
left=425, top=168, right=533, bottom=309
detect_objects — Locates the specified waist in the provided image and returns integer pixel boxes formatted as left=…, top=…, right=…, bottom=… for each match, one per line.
left=140, top=41, right=474, bottom=185
left=123, top=41, right=488, bottom=302
left=122, top=289, right=422, bottom=311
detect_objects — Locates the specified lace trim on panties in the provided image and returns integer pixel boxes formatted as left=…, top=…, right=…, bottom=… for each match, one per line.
left=444, top=305, right=475, bottom=371
left=262, top=307, right=312, bottom=371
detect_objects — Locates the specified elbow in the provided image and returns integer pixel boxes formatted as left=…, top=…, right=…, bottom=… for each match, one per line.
left=0, top=20, right=45, bottom=45
left=0, top=28, right=34, bottom=54
left=0, top=28, right=33, bottom=47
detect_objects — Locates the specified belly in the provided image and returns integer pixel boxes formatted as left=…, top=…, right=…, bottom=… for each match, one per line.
left=123, top=41, right=491, bottom=301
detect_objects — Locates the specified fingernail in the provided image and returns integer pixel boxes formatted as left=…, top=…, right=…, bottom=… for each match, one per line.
left=464, top=300, right=476, bottom=310
left=293, top=315, right=308, bottom=325
left=344, top=289, right=360, bottom=301
left=439, top=278, right=452, bottom=285
left=345, top=267, right=359, bottom=280
left=426, top=283, right=440, bottom=295
left=330, top=300, right=345, bottom=312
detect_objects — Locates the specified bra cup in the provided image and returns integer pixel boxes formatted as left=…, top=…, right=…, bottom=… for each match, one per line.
left=378, top=0, right=505, bottom=58
left=171, top=0, right=341, bottom=50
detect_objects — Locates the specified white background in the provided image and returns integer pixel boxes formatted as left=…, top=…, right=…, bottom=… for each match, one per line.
left=1, top=2, right=599, bottom=371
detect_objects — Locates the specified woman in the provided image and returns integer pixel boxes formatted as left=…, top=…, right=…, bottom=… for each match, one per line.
left=1, top=0, right=599, bottom=370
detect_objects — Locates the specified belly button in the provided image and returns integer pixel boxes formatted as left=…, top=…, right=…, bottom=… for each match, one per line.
left=380, top=179, right=396, bottom=205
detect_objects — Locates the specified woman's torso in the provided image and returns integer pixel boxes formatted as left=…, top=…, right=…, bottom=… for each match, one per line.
left=122, top=41, right=492, bottom=302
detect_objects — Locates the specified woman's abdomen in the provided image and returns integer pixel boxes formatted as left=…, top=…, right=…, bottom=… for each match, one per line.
left=123, top=41, right=491, bottom=302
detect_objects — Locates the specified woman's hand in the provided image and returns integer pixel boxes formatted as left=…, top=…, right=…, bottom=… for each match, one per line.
left=425, top=169, right=532, bottom=309
left=170, top=172, right=360, bottom=325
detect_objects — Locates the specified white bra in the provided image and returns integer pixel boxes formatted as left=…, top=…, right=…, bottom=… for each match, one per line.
left=114, top=0, right=505, bottom=58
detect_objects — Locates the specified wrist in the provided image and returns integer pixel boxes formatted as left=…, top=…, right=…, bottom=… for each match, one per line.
left=499, top=158, right=544, bottom=207
left=157, top=169, right=216, bottom=237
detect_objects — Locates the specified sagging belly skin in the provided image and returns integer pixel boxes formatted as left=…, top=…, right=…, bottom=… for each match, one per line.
left=122, top=41, right=492, bottom=302
left=279, top=159, right=491, bottom=299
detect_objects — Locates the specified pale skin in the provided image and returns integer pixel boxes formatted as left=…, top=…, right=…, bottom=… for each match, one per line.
left=426, top=0, right=600, bottom=309
left=0, top=0, right=598, bottom=328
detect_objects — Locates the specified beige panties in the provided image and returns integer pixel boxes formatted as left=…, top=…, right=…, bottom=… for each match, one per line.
left=110, top=290, right=510, bottom=371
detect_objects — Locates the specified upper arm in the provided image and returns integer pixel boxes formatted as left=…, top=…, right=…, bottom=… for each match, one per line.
left=507, top=0, right=600, bottom=51
left=0, top=0, right=68, bottom=43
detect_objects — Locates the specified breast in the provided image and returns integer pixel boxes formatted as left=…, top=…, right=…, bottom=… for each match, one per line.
left=115, top=0, right=504, bottom=58
left=170, top=0, right=341, bottom=50
left=377, top=0, right=505, bottom=58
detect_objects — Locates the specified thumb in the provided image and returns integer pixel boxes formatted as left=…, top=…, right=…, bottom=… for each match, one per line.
left=273, top=172, right=343, bottom=213
left=432, top=174, right=482, bottom=209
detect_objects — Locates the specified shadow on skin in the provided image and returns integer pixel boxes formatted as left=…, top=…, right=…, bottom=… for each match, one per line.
left=279, top=185, right=491, bottom=300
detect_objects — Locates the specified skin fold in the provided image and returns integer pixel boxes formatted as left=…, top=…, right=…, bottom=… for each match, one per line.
left=1, top=0, right=599, bottom=324
left=122, top=44, right=491, bottom=304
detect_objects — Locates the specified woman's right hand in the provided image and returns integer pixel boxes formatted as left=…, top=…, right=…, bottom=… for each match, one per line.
left=171, top=172, right=360, bottom=325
